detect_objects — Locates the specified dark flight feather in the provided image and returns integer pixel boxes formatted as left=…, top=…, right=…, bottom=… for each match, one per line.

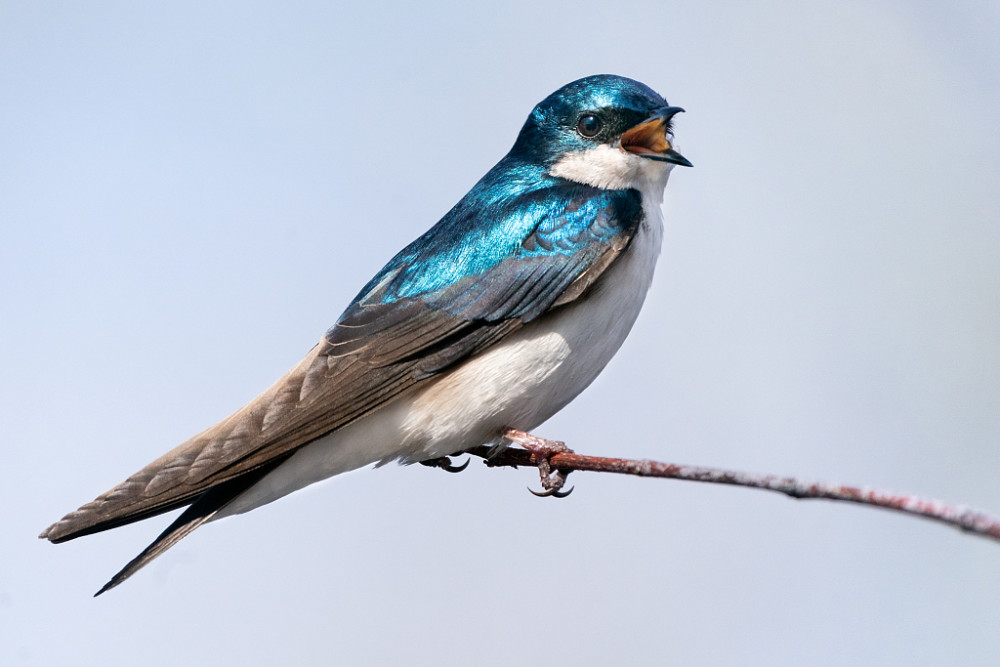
left=93, top=456, right=290, bottom=596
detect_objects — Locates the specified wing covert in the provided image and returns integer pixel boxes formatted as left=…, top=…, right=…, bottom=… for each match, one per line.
left=325, top=182, right=643, bottom=364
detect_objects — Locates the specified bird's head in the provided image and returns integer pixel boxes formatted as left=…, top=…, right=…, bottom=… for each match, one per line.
left=511, top=74, right=691, bottom=192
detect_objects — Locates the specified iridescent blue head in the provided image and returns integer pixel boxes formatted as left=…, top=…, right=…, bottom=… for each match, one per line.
left=509, top=74, right=691, bottom=191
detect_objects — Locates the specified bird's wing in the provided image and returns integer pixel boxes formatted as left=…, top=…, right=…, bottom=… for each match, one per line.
left=91, top=456, right=290, bottom=596
left=41, top=182, right=644, bottom=544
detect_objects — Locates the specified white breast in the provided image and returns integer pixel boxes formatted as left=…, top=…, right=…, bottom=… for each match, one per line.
left=218, top=156, right=673, bottom=519
left=395, top=191, right=665, bottom=458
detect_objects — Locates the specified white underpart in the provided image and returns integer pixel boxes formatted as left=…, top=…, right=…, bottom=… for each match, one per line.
left=217, top=148, right=672, bottom=518
left=549, top=143, right=673, bottom=197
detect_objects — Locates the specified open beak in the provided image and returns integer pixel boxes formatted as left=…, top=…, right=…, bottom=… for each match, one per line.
left=619, top=106, right=692, bottom=167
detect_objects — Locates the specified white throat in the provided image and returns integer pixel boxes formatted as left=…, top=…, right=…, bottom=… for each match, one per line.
left=549, top=145, right=673, bottom=200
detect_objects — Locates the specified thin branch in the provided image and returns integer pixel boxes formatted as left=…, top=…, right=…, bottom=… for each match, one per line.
left=465, top=445, right=1000, bottom=543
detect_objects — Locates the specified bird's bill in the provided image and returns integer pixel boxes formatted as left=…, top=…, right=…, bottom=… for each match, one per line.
left=619, top=106, right=692, bottom=167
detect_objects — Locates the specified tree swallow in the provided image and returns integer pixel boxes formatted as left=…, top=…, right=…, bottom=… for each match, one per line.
left=41, top=74, right=691, bottom=594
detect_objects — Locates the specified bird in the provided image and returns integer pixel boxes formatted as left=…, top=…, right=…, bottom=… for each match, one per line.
left=40, top=74, right=692, bottom=595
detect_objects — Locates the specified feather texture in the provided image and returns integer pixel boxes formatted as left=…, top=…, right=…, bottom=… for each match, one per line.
left=40, top=177, right=643, bottom=544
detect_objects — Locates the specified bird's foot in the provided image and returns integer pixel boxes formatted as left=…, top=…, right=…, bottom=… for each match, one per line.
left=502, top=427, right=575, bottom=498
left=419, top=455, right=470, bottom=473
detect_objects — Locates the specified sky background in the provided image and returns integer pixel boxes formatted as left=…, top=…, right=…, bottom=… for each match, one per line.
left=3, top=1, right=999, bottom=665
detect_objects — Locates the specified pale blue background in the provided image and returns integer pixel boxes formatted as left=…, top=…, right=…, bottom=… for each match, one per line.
left=3, top=2, right=999, bottom=665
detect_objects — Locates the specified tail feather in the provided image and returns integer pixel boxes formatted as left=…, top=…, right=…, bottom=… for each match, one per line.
left=93, top=459, right=286, bottom=596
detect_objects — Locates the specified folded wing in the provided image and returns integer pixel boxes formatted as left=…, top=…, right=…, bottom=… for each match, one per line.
left=41, top=181, right=644, bottom=545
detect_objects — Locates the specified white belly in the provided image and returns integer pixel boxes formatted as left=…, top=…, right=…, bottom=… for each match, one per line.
left=218, top=197, right=664, bottom=518
left=397, top=203, right=663, bottom=456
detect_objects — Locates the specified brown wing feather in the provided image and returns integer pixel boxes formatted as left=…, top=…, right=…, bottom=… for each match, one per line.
left=41, top=234, right=636, bottom=544
left=39, top=312, right=525, bottom=543
left=39, top=345, right=392, bottom=542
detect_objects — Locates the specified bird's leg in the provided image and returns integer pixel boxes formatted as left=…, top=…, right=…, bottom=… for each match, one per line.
left=502, top=427, right=575, bottom=498
left=419, top=455, right=470, bottom=473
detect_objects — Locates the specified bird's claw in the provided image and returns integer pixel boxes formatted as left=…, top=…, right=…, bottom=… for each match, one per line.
left=419, top=455, right=470, bottom=473
left=527, top=479, right=575, bottom=499
left=502, top=427, right=575, bottom=499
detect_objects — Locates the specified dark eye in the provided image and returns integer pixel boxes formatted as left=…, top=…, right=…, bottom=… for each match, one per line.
left=576, top=113, right=603, bottom=138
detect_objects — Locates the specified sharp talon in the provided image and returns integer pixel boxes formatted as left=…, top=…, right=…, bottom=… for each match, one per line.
left=442, top=457, right=470, bottom=473
left=502, top=426, right=577, bottom=499
left=420, top=456, right=470, bottom=473
left=527, top=485, right=575, bottom=499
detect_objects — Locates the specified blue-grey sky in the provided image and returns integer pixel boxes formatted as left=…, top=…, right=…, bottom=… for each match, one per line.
left=3, top=2, right=999, bottom=665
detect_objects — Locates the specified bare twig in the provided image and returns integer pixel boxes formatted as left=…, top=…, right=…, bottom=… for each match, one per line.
left=465, top=445, right=1000, bottom=543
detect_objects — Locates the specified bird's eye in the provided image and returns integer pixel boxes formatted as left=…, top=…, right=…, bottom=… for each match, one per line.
left=576, top=114, right=603, bottom=138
